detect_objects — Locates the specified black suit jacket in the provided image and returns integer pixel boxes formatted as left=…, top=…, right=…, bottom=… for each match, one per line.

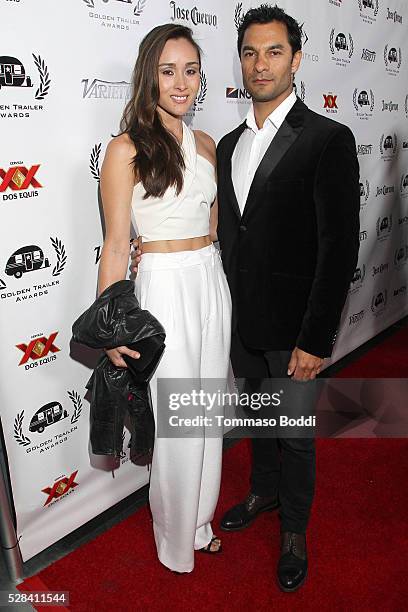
left=217, top=98, right=360, bottom=358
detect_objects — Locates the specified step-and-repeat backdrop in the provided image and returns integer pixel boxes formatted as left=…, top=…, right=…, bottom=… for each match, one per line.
left=1, top=0, right=407, bottom=561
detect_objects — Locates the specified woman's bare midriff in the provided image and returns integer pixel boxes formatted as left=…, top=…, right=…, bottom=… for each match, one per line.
left=141, top=235, right=212, bottom=253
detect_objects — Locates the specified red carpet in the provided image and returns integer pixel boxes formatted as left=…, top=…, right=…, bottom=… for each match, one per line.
left=19, top=437, right=408, bottom=611
left=19, top=324, right=408, bottom=610
left=335, top=326, right=408, bottom=378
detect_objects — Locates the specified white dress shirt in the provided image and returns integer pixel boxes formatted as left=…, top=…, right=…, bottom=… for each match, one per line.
left=232, top=91, right=297, bottom=214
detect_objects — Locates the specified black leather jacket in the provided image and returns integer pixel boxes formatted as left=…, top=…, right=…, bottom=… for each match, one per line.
left=72, top=280, right=165, bottom=459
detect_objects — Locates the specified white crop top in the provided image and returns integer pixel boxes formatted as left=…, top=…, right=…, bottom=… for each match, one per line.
left=130, top=122, right=217, bottom=242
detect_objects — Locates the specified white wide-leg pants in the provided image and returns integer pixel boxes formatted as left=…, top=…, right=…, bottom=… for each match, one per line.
left=134, top=244, right=232, bottom=573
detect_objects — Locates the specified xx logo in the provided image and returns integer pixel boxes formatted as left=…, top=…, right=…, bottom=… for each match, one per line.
left=323, top=94, right=338, bottom=109
left=0, top=165, right=42, bottom=192
left=16, top=332, right=60, bottom=365
left=42, top=471, right=79, bottom=506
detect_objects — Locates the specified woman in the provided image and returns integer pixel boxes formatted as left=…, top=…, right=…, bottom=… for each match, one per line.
left=97, top=24, right=232, bottom=573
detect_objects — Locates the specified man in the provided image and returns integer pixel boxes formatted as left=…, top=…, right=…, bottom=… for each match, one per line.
left=216, top=4, right=359, bottom=592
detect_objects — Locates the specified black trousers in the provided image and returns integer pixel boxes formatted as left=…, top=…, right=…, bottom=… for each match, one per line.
left=230, top=331, right=316, bottom=534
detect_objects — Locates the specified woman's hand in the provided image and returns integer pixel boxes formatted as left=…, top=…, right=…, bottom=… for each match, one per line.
left=130, top=237, right=142, bottom=274
left=105, top=346, right=140, bottom=368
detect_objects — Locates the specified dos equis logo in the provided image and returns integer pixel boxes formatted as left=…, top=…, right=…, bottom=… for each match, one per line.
left=1, top=162, right=42, bottom=202
left=42, top=471, right=79, bottom=507
left=0, top=54, right=50, bottom=119
left=81, top=0, right=149, bottom=30
left=323, top=92, right=338, bottom=114
left=16, top=331, right=60, bottom=370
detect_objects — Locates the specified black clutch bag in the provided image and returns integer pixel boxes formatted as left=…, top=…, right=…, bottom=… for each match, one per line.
left=122, top=335, right=165, bottom=383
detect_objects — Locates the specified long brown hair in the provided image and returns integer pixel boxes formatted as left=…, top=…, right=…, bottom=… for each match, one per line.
left=120, top=24, right=201, bottom=199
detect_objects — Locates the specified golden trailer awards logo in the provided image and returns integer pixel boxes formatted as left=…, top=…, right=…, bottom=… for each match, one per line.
left=349, top=263, right=366, bottom=294
left=42, top=471, right=79, bottom=507
left=0, top=237, right=67, bottom=303
left=82, top=0, right=148, bottom=31
left=360, top=178, right=370, bottom=207
left=1, top=162, right=42, bottom=201
left=357, top=0, right=379, bottom=24
left=0, top=54, right=50, bottom=119
left=371, top=290, right=387, bottom=316
left=380, top=133, right=397, bottom=160
left=13, top=391, right=82, bottom=455
left=353, top=89, right=374, bottom=119
left=330, top=29, right=354, bottom=67
left=394, top=245, right=408, bottom=270
left=384, top=45, right=402, bottom=75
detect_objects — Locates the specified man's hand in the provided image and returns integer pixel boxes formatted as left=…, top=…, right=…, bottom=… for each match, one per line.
left=130, top=237, right=142, bottom=274
left=287, top=347, right=324, bottom=381
left=105, top=346, right=140, bottom=368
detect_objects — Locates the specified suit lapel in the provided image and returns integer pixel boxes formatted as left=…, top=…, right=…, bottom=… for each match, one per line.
left=242, top=98, right=307, bottom=221
left=221, top=122, right=246, bottom=219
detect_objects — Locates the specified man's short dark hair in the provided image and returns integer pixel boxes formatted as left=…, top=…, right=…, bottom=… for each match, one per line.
left=237, top=4, right=302, bottom=57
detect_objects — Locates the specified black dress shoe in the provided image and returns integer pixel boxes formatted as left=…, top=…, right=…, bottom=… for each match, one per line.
left=277, top=531, right=308, bottom=592
left=220, top=492, right=279, bottom=531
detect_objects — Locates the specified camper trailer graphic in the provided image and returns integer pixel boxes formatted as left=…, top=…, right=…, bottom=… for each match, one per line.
left=0, top=56, right=32, bottom=89
left=29, top=402, right=68, bottom=434
left=5, top=245, right=50, bottom=279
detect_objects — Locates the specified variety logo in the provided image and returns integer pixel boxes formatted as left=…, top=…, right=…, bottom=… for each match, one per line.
left=358, top=0, right=379, bottom=24
left=42, top=471, right=79, bottom=507
left=330, top=29, right=354, bottom=66
left=170, top=1, right=218, bottom=27
left=394, top=245, right=408, bottom=269
left=357, top=143, right=373, bottom=156
left=0, top=54, right=50, bottom=119
left=372, top=262, right=389, bottom=277
left=386, top=8, right=403, bottom=24
left=353, top=89, right=374, bottom=119
left=0, top=237, right=67, bottom=303
left=82, top=78, right=131, bottom=100
left=1, top=162, right=42, bottom=201
left=13, top=391, right=82, bottom=455
left=360, top=179, right=370, bottom=207
left=323, top=92, right=338, bottom=113
left=349, top=309, right=365, bottom=325
left=376, top=214, right=393, bottom=240
left=361, top=48, right=376, bottom=62
left=82, top=0, right=148, bottom=30
left=349, top=264, right=366, bottom=293
left=16, top=331, right=60, bottom=369
left=384, top=45, right=402, bottom=75
left=376, top=184, right=395, bottom=197
left=371, top=290, right=387, bottom=316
